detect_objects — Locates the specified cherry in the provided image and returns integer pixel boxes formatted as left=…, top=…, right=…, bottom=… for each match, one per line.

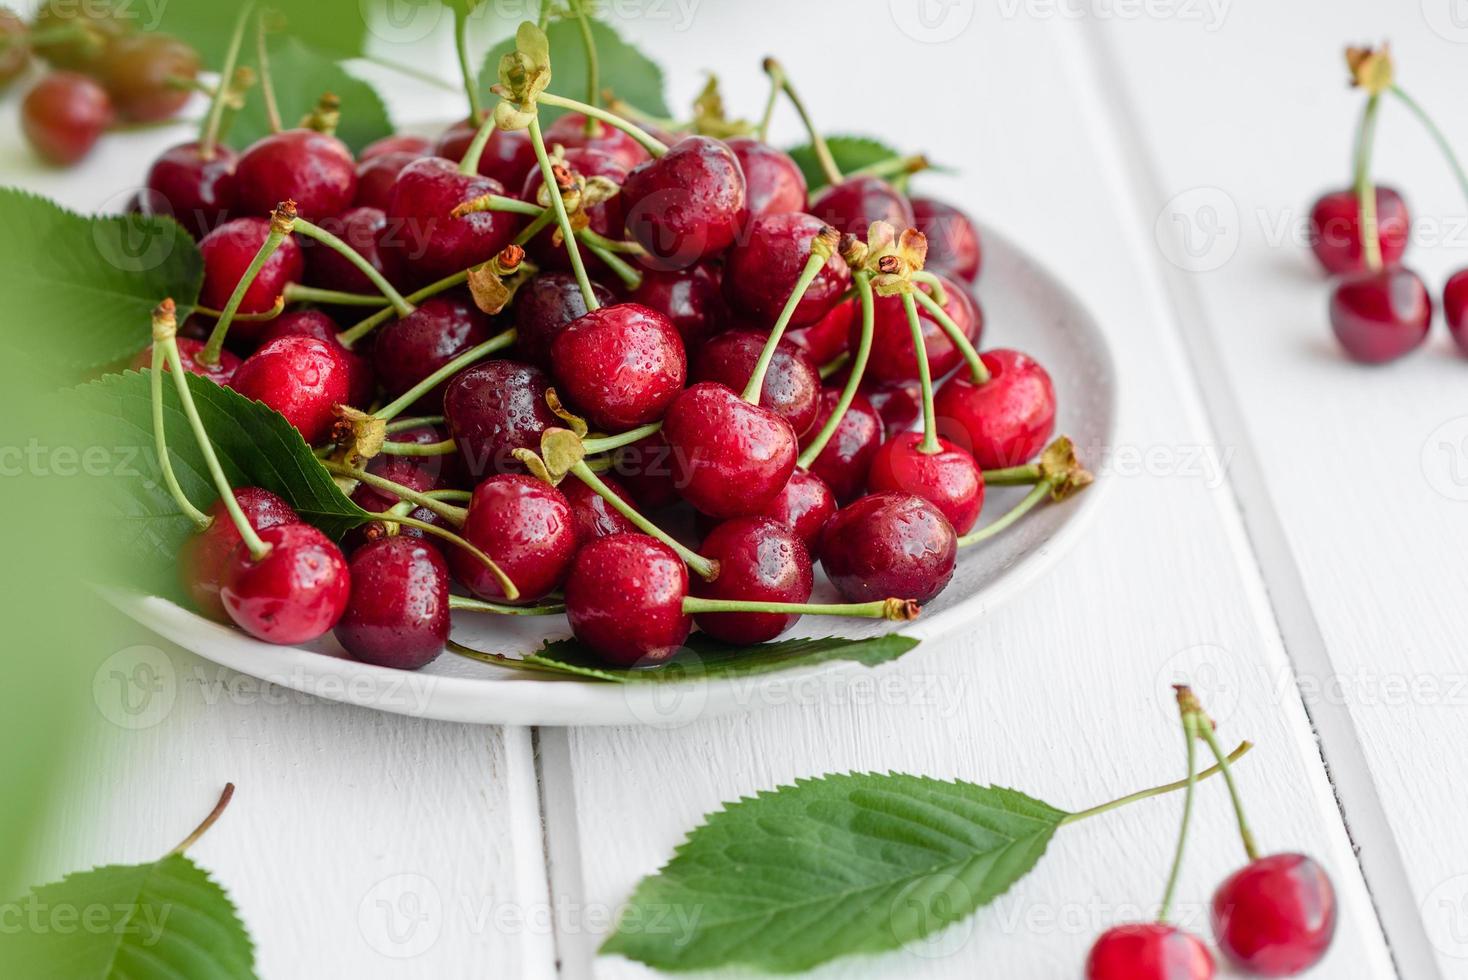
left=354, top=150, right=421, bottom=212
left=861, top=274, right=981, bottom=383
left=800, top=388, right=885, bottom=502
left=863, top=377, right=923, bottom=433
left=661, top=382, right=798, bottom=518
left=371, top=293, right=493, bottom=410
left=934, top=349, right=1055, bottom=469
left=755, top=467, right=837, bottom=557
left=198, top=217, right=305, bottom=326
left=1307, top=187, right=1410, bottom=275
left=564, top=533, right=691, bottom=666
left=130, top=336, right=241, bottom=388
left=443, top=360, right=557, bottom=480
left=621, top=135, right=748, bottom=269
left=433, top=118, right=538, bottom=188
left=98, top=33, right=199, bottom=122
left=912, top=197, right=981, bottom=283
left=178, top=488, right=298, bottom=622
left=724, top=212, right=851, bottom=328
left=1327, top=266, right=1432, bottom=364
left=867, top=432, right=984, bottom=534
left=334, top=536, right=450, bottom=670
left=564, top=471, right=640, bottom=544
left=544, top=112, right=650, bottom=171
left=692, top=329, right=821, bottom=437
left=808, top=175, right=914, bottom=238
left=820, top=492, right=957, bottom=603
left=520, top=147, right=628, bottom=271
left=1085, top=923, right=1215, bottom=980
left=360, top=133, right=431, bottom=161
left=140, top=142, right=237, bottom=238
left=385, top=156, right=521, bottom=285
left=451, top=474, right=577, bottom=603
left=514, top=272, right=616, bottom=368
left=230, top=335, right=353, bottom=444
left=623, top=262, right=728, bottom=353
left=30, top=0, right=127, bottom=70
left=220, top=522, right=351, bottom=644
left=234, top=128, right=358, bottom=221
left=785, top=295, right=855, bottom=366
left=0, top=9, right=30, bottom=87
left=550, top=303, right=686, bottom=431
left=609, top=431, right=683, bottom=510
left=1444, top=268, right=1468, bottom=355
left=691, top=517, right=813, bottom=644
left=303, top=206, right=394, bottom=296
left=21, top=72, right=113, bottom=166
left=727, top=137, right=807, bottom=218
left=257, top=310, right=374, bottom=408
left=1211, top=854, right=1336, bottom=977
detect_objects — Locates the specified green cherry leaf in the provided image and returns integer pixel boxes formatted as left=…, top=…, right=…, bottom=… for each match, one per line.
left=232, top=36, right=394, bottom=154
left=789, top=135, right=902, bottom=189
left=600, top=772, right=1066, bottom=972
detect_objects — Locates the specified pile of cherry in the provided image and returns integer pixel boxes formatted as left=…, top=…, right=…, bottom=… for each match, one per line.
left=134, top=21, right=1091, bottom=672
left=1309, top=45, right=1468, bottom=363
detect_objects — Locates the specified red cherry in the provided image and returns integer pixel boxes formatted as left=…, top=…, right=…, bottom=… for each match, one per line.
left=862, top=377, right=923, bottom=433
left=1212, top=854, right=1336, bottom=976
left=359, top=133, right=431, bottom=161
left=544, top=112, right=649, bottom=170
left=564, top=473, right=640, bottom=544
left=30, top=1, right=127, bottom=71
left=443, top=360, right=557, bottom=480
left=257, top=309, right=375, bottom=408
left=755, top=467, right=837, bottom=557
left=0, top=9, right=29, bottom=86
left=520, top=147, right=628, bottom=271
left=1328, top=266, right=1432, bottom=364
left=623, top=262, right=728, bottom=353
left=621, top=135, right=747, bottom=269
left=513, top=272, right=616, bottom=368
left=334, top=536, right=450, bottom=670
left=800, top=388, right=885, bottom=502
left=867, top=433, right=984, bottom=534
left=142, top=142, right=237, bottom=238
left=785, top=295, right=855, bottom=366
left=808, top=175, right=913, bottom=237
left=727, top=137, right=807, bottom=217
left=220, top=522, right=351, bottom=644
left=820, top=492, right=956, bottom=603
left=21, top=72, right=113, bottom=166
left=451, top=474, right=577, bottom=603
left=692, top=517, right=813, bottom=644
left=912, top=196, right=981, bottom=282
left=178, top=488, right=298, bottom=622
left=1444, top=268, right=1468, bottom=355
left=432, top=118, right=538, bottom=188
left=231, top=335, right=353, bottom=444
left=235, top=128, right=357, bottom=221
left=371, top=293, right=493, bottom=410
left=609, top=431, right=683, bottom=511
left=1086, top=923, right=1216, bottom=980
left=198, top=217, right=305, bottom=326
left=565, top=533, right=691, bottom=666
left=550, top=303, right=687, bottom=431
left=98, top=33, right=199, bottom=122
left=385, top=156, right=521, bottom=285
left=354, top=149, right=421, bottom=211
left=661, top=382, right=798, bottom=519
left=861, top=274, right=981, bottom=383
left=724, top=211, right=851, bottom=328
left=1307, top=187, right=1410, bottom=275
left=934, top=349, right=1055, bottom=469
left=692, top=329, right=821, bottom=437
left=303, top=206, right=396, bottom=298
left=130, top=336, right=241, bottom=388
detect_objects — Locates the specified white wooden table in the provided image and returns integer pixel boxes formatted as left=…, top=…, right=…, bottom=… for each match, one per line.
left=12, top=0, right=1468, bottom=976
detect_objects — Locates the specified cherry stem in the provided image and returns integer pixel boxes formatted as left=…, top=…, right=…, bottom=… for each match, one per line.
left=756, top=63, right=780, bottom=142
left=913, top=269, right=948, bottom=305
left=292, top=218, right=415, bottom=316
left=448, top=595, right=567, bottom=615
left=763, top=58, right=840, bottom=186
left=910, top=277, right=988, bottom=384
left=1196, top=714, right=1261, bottom=862
left=448, top=638, right=578, bottom=673
left=579, top=228, right=645, bottom=254
left=458, top=110, right=502, bottom=177
left=580, top=234, right=643, bottom=290
left=1061, top=741, right=1253, bottom=826
left=901, top=291, right=942, bottom=454
left=1390, top=85, right=1468, bottom=211
left=569, top=461, right=718, bottom=580
left=536, top=93, right=669, bottom=157
left=957, top=479, right=1053, bottom=548
left=799, top=271, right=874, bottom=468
left=581, top=421, right=662, bottom=455
left=819, top=351, right=850, bottom=380
left=194, top=296, right=285, bottom=322
left=743, top=249, right=828, bottom=404
left=324, top=461, right=467, bottom=524
left=199, top=207, right=293, bottom=367
left=1158, top=707, right=1202, bottom=923
left=682, top=596, right=919, bottom=621
left=454, top=5, right=483, bottom=123
left=162, top=337, right=270, bottom=560
left=364, top=512, right=518, bottom=600
left=810, top=154, right=928, bottom=194
left=458, top=193, right=542, bottom=217
left=255, top=14, right=283, bottom=135
left=168, top=783, right=236, bottom=856
left=514, top=208, right=557, bottom=246
left=282, top=284, right=391, bottom=307
left=457, top=194, right=643, bottom=288
left=338, top=271, right=470, bottom=348
left=427, top=489, right=472, bottom=503
left=981, top=463, right=1043, bottom=485
left=375, top=328, right=517, bottom=423
left=386, top=415, right=444, bottom=433
left=148, top=322, right=210, bottom=529
left=527, top=115, right=600, bottom=310
left=199, top=3, right=254, bottom=158
left=378, top=438, right=456, bottom=457
left=569, top=0, right=600, bottom=128
left=1353, top=92, right=1384, bottom=272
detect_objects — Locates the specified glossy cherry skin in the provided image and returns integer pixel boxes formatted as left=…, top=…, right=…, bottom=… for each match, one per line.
left=178, top=488, right=298, bottom=622
left=692, top=517, right=813, bottom=644
left=565, top=533, right=691, bottom=667
left=821, top=493, right=957, bottom=604
left=303, top=206, right=394, bottom=297
left=234, top=128, right=357, bottom=221
left=1328, top=267, right=1432, bottom=364
left=220, top=522, right=351, bottom=644
left=231, top=335, right=353, bottom=444
left=621, top=135, right=748, bottom=270
left=371, top=293, right=493, bottom=410
left=727, top=137, right=807, bottom=218
left=662, top=382, right=799, bottom=518
left=198, top=217, right=305, bottom=327
left=257, top=309, right=375, bottom=408
left=863, top=377, right=923, bottom=433
left=1212, top=854, right=1337, bottom=977
left=862, top=275, right=981, bottom=383
left=725, top=211, right=852, bottom=328
left=912, top=197, right=981, bottom=283
left=433, top=119, right=538, bottom=188
left=756, top=467, right=837, bottom=558
left=564, top=472, right=639, bottom=544
left=1444, top=268, right=1468, bottom=355
left=610, top=431, right=683, bottom=511
left=360, top=133, right=431, bottom=161
left=452, top=474, right=578, bottom=603
left=867, top=433, right=984, bottom=534
left=443, top=360, right=557, bottom=480
left=1086, top=923, right=1216, bottom=980
left=550, top=303, right=687, bottom=431
left=143, top=142, right=237, bottom=238
left=386, top=156, right=522, bottom=285
left=934, top=350, right=1056, bottom=469
left=692, top=329, right=821, bottom=437
left=809, top=176, right=914, bottom=238
left=131, top=336, right=241, bottom=388
left=520, top=147, right=628, bottom=271
left=513, top=272, right=615, bottom=368
left=543, top=112, right=650, bottom=171
left=353, top=150, right=421, bottom=212
left=334, top=536, right=450, bottom=670
left=786, top=296, right=855, bottom=367
left=623, top=262, right=727, bottom=353
left=98, top=33, right=199, bottom=122
left=1307, top=187, right=1410, bottom=275
left=21, top=72, right=113, bottom=166
left=800, top=388, right=885, bottom=502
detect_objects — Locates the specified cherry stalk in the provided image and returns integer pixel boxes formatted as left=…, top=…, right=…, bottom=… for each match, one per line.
left=762, top=57, right=840, bottom=186
left=199, top=200, right=296, bottom=367
left=199, top=4, right=254, bottom=159
left=798, top=265, right=874, bottom=468
left=742, top=227, right=839, bottom=405
left=148, top=300, right=210, bottom=529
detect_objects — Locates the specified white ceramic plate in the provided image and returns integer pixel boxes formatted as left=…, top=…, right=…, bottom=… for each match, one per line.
left=112, top=224, right=1116, bottom=726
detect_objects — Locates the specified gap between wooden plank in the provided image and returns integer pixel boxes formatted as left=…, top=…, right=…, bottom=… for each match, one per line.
left=534, top=726, right=596, bottom=979
left=504, top=725, right=561, bottom=979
